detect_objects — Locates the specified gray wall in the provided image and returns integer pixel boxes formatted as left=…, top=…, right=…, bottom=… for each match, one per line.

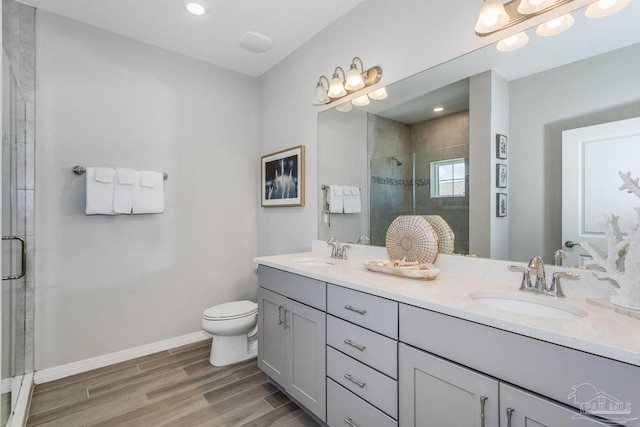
left=509, top=42, right=640, bottom=263
left=317, top=108, right=369, bottom=244
left=35, top=12, right=259, bottom=369
left=257, top=0, right=492, bottom=256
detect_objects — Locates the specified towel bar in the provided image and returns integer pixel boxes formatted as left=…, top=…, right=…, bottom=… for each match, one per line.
left=321, top=184, right=360, bottom=190
left=72, top=166, right=168, bottom=180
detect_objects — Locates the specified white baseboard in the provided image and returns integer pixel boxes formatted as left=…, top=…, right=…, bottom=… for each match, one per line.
left=33, top=330, right=211, bottom=384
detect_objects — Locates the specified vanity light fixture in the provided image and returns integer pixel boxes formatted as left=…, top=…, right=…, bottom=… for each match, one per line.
left=184, top=0, right=207, bottom=16
left=536, top=13, right=575, bottom=36
left=312, top=57, right=382, bottom=105
left=368, top=87, right=388, bottom=100
left=345, top=57, right=366, bottom=91
left=329, top=67, right=347, bottom=98
left=336, top=102, right=353, bottom=113
left=313, top=76, right=330, bottom=105
left=352, top=95, right=370, bottom=107
left=497, top=31, right=530, bottom=51
left=585, top=0, right=630, bottom=17
left=474, top=0, right=583, bottom=36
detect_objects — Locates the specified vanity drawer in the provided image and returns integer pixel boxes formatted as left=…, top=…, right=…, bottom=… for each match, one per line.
left=327, top=346, right=398, bottom=419
left=327, top=315, right=398, bottom=379
left=258, top=265, right=326, bottom=311
left=327, top=284, right=398, bottom=339
left=327, top=378, right=397, bottom=427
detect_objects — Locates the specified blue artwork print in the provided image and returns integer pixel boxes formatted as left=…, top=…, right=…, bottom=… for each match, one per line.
left=265, top=155, right=299, bottom=200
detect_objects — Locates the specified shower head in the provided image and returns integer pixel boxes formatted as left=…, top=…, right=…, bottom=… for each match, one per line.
left=391, top=156, right=402, bottom=166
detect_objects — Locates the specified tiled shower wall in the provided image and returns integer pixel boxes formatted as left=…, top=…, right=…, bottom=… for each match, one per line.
left=3, top=0, right=36, bottom=373
left=369, top=111, right=469, bottom=253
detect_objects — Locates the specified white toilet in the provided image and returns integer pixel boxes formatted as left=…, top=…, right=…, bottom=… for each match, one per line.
left=201, top=300, right=258, bottom=367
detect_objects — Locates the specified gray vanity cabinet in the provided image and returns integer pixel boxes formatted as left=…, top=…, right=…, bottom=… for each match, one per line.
left=499, top=383, right=613, bottom=427
left=257, top=266, right=327, bottom=422
left=399, top=343, right=499, bottom=427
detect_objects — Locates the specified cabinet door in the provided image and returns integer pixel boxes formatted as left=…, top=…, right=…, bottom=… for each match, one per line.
left=399, top=343, right=499, bottom=427
left=500, top=384, right=614, bottom=427
left=257, top=287, right=289, bottom=386
left=287, top=298, right=327, bottom=422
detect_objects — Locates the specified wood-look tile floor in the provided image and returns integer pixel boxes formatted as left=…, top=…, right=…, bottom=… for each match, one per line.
left=27, top=339, right=321, bottom=427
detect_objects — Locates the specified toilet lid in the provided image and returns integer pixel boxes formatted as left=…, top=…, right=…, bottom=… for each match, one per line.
left=203, top=300, right=257, bottom=320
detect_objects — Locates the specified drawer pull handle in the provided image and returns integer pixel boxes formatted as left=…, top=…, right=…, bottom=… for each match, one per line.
left=480, top=396, right=487, bottom=427
left=344, top=305, right=367, bottom=315
left=344, top=418, right=358, bottom=427
left=278, top=306, right=285, bottom=326
left=506, top=407, right=514, bottom=427
left=344, top=373, right=366, bottom=388
left=344, top=339, right=366, bottom=351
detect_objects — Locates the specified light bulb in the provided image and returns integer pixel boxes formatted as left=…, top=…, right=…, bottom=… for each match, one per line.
left=345, top=66, right=365, bottom=91
left=496, top=32, right=529, bottom=52
left=312, top=83, right=329, bottom=105
left=184, top=1, right=207, bottom=16
left=517, top=0, right=557, bottom=14
left=336, top=102, right=352, bottom=113
left=352, top=95, right=370, bottom=107
left=328, top=75, right=346, bottom=98
left=536, top=13, right=574, bottom=36
left=585, top=0, right=630, bottom=18
left=368, top=87, right=388, bottom=100
left=474, top=0, right=510, bottom=34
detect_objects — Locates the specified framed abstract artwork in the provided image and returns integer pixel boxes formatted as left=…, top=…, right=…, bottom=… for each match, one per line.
left=261, top=145, right=305, bottom=207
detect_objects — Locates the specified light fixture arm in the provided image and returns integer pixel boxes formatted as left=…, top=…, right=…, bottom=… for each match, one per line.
left=317, top=75, right=330, bottom=89
left=333, top=67, right=346, bottom=81
left=350, top=57, right=364, bottom=73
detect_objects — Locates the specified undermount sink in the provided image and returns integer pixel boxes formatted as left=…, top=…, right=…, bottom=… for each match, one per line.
left=469, top=291, right=588, bottom=320
left=294, top=257, right=338, bottom=267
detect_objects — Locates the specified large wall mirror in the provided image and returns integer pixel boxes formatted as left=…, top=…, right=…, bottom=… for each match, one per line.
left=318, top=1, right=640, bottom=264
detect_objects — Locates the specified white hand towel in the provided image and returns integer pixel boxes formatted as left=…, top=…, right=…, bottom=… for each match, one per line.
left=133, top=170, right=165, bottom=214
left=113, top=168, right=138, bottom=214
left=328, top=185, right=344, bottom=213
left=85, top=167, right=116, bottom=215
left=344, top=186, right=362, bottom=214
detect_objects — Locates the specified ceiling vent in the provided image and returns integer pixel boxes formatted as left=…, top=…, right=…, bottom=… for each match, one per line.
left=239, top=32, right=273, bottom=53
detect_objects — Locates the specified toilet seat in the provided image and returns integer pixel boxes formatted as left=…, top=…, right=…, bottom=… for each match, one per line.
left=203, top=300, right=257, bottom=321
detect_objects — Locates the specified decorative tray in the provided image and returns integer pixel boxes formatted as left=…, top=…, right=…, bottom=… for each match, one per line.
left=363, top=257, right=440, bottom=281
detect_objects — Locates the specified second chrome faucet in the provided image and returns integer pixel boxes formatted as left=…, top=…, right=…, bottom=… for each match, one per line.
left=509, top=256, right=580, bottom=298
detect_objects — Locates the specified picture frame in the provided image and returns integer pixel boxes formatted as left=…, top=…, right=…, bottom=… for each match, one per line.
left=496, top=163, right=508, bottom=188
left=496, top=134, right=508, bottom=159
left=496, top=193, right=507, bottom=217
left=261, top=145, right=305, bottom=207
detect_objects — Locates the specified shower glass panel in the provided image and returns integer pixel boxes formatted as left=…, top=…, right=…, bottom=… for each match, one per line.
left=1, top=52, right=28, bottom=427
left=370, top=152, right=469, bottom=253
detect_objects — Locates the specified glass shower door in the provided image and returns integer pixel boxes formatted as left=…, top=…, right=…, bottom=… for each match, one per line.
left=1, top=51, right=28, bottom=427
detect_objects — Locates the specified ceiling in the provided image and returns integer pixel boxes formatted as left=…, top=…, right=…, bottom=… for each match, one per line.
left=17, top=0, right=367, bottom=77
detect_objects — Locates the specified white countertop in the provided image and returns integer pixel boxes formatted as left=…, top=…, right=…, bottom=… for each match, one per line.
left=254, top=251, right=640, bottom=367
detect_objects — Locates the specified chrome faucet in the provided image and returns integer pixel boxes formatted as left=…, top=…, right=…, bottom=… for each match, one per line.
left=553, top=249, right=566, bottom=266
left=528, top=256, right=547, bottom=293
left=327, top=237, right=350, bottom=259
left=509, top=256, right=580, bottom=298
left=327, top=237, right=341, bottom=258
left=357, top=235, right=370, bottom=245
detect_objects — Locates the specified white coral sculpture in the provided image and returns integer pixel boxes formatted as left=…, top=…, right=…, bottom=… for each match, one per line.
left=581, top=171, right=640, bottom=310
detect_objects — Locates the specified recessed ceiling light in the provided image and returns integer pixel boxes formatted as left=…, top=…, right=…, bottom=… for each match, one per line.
left=433, top=107, right=444, bottom=112
left=184, top=0, right=207, bottom=16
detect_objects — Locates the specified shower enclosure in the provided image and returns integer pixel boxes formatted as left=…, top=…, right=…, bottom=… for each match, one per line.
left=369, top=153, right=469, bottom=254
left=1, top=51, right=28, bottom=427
